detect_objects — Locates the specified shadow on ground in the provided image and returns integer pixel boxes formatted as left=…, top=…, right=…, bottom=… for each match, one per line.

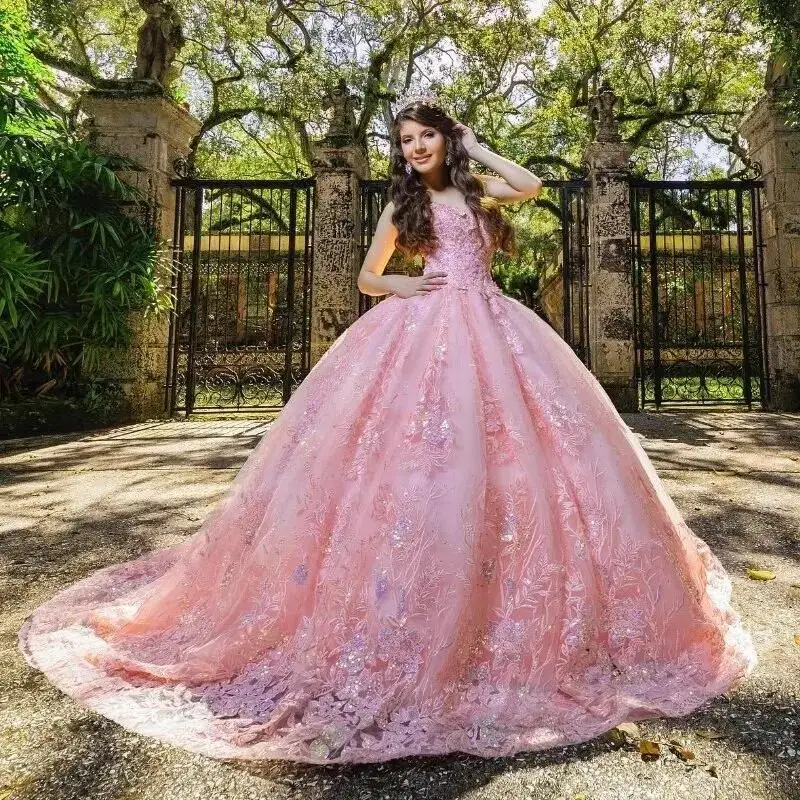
left=1, top=411, right=798, bottom=800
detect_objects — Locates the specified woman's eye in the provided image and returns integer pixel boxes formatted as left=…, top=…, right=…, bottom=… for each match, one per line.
left=402, top=132, right=434, bottom=144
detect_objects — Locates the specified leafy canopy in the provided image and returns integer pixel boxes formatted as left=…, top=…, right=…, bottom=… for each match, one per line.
left=24, top=0, right=769, bottom=179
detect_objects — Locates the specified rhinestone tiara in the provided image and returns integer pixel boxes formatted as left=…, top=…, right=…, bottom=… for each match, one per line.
left=390, top=86, right=449, bottom=116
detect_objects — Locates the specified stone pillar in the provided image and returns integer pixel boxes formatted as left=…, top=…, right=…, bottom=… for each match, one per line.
left=582, top=82, right=638, bottom=412
left=78, top=89, right=201, bottom=421
left=308, top=81, right=370, bottom=366
left=740, top=96, right=800, bottom=410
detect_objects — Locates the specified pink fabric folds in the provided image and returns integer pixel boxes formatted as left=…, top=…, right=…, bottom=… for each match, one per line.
left=18, top=202, right=757, bottom=764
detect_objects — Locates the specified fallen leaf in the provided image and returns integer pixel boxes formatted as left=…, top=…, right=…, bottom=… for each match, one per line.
left=604, top=728, right=627, bottom=747
left=745, top=568, right=776, bottom=581
left=695, top=729, right=726, bottom=739
left=615, top=722, right=640, bottom=738
left=669, top=742, right=696, bottom=762
left=639, top=739, right=661, bottom=759
left=793, top=634, right=800, bottom=647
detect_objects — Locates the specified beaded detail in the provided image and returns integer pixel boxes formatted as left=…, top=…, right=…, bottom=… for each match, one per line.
left=422, top=202, right=502, bottom=298
left=17, top=195, right=758, bottom=766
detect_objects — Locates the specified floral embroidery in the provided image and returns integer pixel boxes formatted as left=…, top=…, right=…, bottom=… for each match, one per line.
left=484, top=478, right=538, bottom=548
left=371, top=479, right=447, bottom=557
left=17, top=194, right=758, bottom=767
left=480, top=389, right=526, bottom=466
left=520, top=373, right=589, bottom=459
left=401, top=305, right=456, bottom=477
left=292, top=563, right=309, bottom=585
left=374, top=569, right=389, bottom=600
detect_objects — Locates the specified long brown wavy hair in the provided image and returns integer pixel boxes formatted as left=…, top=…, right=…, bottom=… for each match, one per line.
left=388, top=102, right=517, bottom=260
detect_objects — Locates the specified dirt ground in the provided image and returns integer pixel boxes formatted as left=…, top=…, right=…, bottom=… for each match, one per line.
left=1, top=409, right=798, bottom=800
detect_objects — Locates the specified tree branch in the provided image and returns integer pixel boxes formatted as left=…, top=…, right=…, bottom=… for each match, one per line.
left=525, top=153, right=584, bottom=177
left=625, top=109, right=745, bottom=146
left=29, top=48, right=107, bottom=87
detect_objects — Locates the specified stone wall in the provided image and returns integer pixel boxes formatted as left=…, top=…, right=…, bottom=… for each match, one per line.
left=582, top=140, right=638, bottom=411
left=78, top=91, right=201, bottom=422
left=308, top=143, right=370, bottom=366
left=740, top=96, right=800, bottom=410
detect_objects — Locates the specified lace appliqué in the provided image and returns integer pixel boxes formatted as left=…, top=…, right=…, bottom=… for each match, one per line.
left=18, top=196, right=758, bottom=766
left=401, top=306, right=455, bottom=477
left=481, top=386, right=526, bottom=466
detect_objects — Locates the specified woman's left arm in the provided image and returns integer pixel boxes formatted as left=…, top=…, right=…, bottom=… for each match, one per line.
left=454, top=122, right=543, bottom=202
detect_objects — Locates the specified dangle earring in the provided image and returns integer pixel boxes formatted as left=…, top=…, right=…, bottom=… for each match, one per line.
left=445, top=149, right=452, bottom=166
left=404, top=161, right=412, bottom=174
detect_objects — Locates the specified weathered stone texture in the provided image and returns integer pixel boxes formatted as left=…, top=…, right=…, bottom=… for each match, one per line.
left=309, top=143, right=370, bottom=367
left=79, top=92, right=201, bottom=422
left=740, top=96, right=800, bottom=409
left=583, top=138, right=638, bottom=412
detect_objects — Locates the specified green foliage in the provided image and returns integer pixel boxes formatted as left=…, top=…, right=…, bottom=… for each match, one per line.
left=758, top=0, right=800, bottom=122
left=0, top=3, right=44, bottom=80
left=25, top=0, right=769, bottom=180
left=0, top=130, right=172, bottom=393
left=0, top=2, right=56, bottom=131
left=0, top=231, right=49, bottom=344
left=492, top=257, right=542, bottom=309
left=0, top=7, right=171, bottom=401
left=0, top=377, right=127, bottom=438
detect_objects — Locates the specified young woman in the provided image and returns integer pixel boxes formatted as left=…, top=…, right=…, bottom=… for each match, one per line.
left=18, top=93, right=757, bottom=765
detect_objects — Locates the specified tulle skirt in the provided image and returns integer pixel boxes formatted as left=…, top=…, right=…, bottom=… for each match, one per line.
left=18, top=286, right=758, bottom=763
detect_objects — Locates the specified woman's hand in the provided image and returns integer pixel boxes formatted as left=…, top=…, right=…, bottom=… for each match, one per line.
left=452, top=122, right=481, bottom=156
left=387, top=272, right=448, bottom=299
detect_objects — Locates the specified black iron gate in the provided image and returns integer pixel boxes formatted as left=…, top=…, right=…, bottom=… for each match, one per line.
left=165, top=178, right=315, bottom=414
left=359, top=180, right=390, bottom=316
left=630, top=179, right=769, bottom=407
left=358, top=179, right=591, bottom=366
left=547, top=179, right=590, bottom=367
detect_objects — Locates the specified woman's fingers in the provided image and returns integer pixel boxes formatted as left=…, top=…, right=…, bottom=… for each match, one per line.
left=413, top=271, right=448, bottom=295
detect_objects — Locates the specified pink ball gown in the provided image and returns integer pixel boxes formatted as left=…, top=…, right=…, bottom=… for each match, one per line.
left=18, top=201, right=757, bottom=764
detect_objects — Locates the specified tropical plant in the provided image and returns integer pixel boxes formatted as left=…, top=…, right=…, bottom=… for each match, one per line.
left=0, top=0, right=51, bottom=128
left=0, top=4, right=171, bottom=399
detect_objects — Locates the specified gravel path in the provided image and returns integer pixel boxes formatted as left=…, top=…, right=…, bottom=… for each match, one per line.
left=1, top=410, right=798, bottom=800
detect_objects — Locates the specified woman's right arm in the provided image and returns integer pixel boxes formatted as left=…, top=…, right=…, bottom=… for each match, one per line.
left=357, top=201, right=448, bottom=299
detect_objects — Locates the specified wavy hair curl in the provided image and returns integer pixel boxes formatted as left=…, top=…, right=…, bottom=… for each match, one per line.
left=388, top=102, right=517, bottom=260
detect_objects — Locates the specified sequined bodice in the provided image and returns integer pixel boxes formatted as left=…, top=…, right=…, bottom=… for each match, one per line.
left=422, top=202, right=502, bottom=297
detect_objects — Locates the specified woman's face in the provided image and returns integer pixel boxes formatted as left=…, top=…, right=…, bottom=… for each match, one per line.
left=398, top=119, right=446, bottom=175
